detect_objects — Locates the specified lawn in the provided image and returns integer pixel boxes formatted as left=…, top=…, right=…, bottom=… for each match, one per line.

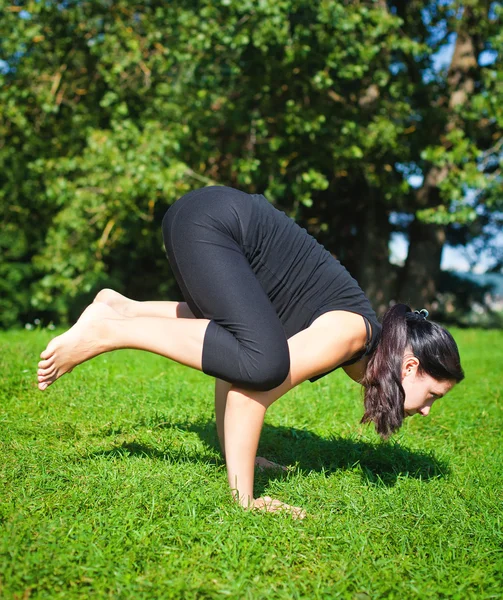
left=1, top=326, right=502, bottom=599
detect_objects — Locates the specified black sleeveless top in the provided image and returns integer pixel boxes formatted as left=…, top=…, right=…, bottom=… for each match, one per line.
left=244, top=192, right=382, bottom=383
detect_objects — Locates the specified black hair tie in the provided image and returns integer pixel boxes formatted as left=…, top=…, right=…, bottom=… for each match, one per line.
left=405, top=308, right=429, bottom=322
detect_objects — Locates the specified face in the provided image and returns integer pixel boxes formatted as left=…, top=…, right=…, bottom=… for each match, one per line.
left=401, top=352, right=455, bottom=417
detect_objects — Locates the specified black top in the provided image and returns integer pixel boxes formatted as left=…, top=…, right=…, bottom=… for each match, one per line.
left=244, top=193, right=382, bottom=383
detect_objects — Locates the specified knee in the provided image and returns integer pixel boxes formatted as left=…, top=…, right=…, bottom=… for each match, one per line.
left=246, top=348, right=290, bottom=392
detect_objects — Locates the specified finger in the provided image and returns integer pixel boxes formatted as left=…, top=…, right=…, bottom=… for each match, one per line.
left=293, top=509, right=307, bottom=520
left=291, top=504, right=306, bottom=516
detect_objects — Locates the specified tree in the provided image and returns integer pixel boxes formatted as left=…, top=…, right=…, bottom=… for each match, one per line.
left=0, top=0, right=500, bottom=327
left=396, top=1, right=503, bottom=305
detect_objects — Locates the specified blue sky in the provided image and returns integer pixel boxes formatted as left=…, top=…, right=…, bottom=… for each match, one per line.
left=389, top=232, right=499, bottom=273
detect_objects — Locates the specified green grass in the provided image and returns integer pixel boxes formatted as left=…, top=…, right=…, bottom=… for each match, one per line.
left=1, top=327, right=502, bottom=599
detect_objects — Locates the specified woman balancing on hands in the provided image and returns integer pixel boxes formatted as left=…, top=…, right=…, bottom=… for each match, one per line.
left=37, top=186, right=464, bottom=517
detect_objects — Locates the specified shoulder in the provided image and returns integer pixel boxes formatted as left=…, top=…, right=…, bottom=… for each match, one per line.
left=288, top=310, right=368, bottom=383
left=309, top=310, right=372, bottom=385
left=309, top=310, right=369, bottom=348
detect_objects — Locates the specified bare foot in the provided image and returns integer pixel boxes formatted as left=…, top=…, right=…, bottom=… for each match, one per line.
left=93, top=288, right=137, bottom=317
left=255, top=457, right=288, bottom=471
left=37, top=302, right=123, bottom=391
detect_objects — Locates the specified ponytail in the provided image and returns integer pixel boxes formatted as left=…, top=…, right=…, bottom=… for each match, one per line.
left=361, top=303, right=464, bottom=438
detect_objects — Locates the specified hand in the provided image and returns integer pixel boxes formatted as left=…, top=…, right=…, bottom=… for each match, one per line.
left=255, top=456, right=288, bottom=471
left=253, top=496, right=307, bottom=519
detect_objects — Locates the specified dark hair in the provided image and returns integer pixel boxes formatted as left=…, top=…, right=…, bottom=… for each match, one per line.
left=361, top=303, right=465, bottom=438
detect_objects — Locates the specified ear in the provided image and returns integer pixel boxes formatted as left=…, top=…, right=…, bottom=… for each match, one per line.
left=401, top=354, right=420, bottom=379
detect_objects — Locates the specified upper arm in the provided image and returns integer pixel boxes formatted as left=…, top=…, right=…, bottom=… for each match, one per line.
left=288, top=311, right=366, bottom=385
left=341, top=356, right=368, bottom=385
left=228, top=311, right=367, bottom=408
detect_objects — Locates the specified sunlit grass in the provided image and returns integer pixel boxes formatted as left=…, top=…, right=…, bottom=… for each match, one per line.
left=1, top=327, right=502, bottom=599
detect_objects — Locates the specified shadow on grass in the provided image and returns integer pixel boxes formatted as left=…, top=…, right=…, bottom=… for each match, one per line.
left=256, top=423, right=450, bottom=491
left=87, top=441, right=218, bottom=466
left=86, top=418, right=450, bottom=490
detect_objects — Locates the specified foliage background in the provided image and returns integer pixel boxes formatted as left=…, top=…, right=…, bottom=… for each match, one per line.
left=1, top=0, right=502, bottom=328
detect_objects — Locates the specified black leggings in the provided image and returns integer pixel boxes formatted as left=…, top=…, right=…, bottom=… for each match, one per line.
left=162, top=187, right=290, bottom=391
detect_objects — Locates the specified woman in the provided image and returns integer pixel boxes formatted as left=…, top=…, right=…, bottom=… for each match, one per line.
left=37, top=186, right=464, bottom=517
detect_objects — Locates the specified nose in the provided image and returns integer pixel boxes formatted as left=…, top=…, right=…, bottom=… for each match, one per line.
left=419, top=405, right=431, bottom=417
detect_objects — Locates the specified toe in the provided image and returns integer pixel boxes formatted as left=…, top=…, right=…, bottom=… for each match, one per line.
left=38, top=372, right=54, bottom=382
left=38, top=366, right=56, bottom=376
left=38, top=358, right=54, bottom=370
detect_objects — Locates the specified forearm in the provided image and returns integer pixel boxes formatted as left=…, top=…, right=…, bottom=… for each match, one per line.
left=222, top=334, right=304, bottom=507
left=218, top=323, right=350, bottom=516
left=224, top=390, right=268, bottom=507
left=215, top=378, right=232, bottom=457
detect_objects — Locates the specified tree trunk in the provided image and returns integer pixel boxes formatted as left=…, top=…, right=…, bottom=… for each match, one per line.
left=398, top=5, right=478, bottom=305
left=398, top=218, right=446, bottom=308
left=397, top=166, right=449, bottom=307
left=357, top=190, right=395, bottom=317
